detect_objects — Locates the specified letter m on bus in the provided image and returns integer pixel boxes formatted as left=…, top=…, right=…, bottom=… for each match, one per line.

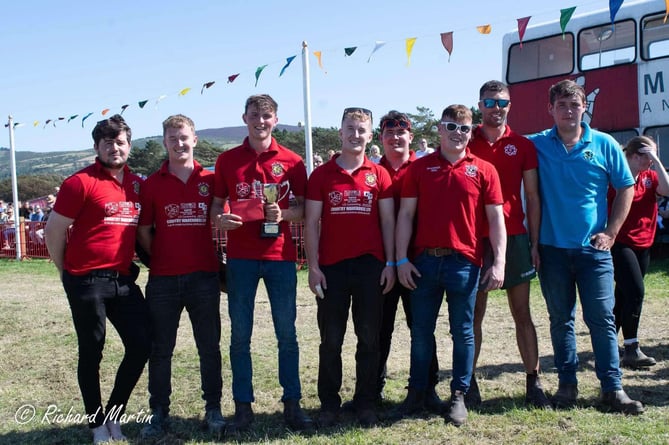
left=644, top=72, right=664, bottom=95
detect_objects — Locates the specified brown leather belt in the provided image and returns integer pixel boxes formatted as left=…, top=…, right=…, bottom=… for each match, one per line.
left=425, top=247, right=454, bottom=257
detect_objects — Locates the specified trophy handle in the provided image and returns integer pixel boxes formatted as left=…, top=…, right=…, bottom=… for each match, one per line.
left=276, top=181, right=291, bottom=203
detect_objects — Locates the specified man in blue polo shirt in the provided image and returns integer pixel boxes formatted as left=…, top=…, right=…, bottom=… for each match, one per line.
left=528, top=79, right=642, bottom=414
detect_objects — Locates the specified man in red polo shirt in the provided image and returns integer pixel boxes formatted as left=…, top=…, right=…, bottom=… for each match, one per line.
left=210, top=94, right=312, bottom=432
left=304, top=107, right=395, bottom=428
left=467, top=80, right=550, bottom=409
left=45, top=115, right=151, bottom=444
left=396, top=104, right=505, bottom=427
left=136, top=115, right=225, bottom=440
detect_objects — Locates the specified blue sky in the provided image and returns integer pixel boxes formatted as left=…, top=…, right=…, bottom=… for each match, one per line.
left=2, top=0, right=613, bottom=152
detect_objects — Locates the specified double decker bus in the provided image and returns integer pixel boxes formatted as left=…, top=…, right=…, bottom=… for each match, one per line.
left=502, top=0, right=669, bottom=164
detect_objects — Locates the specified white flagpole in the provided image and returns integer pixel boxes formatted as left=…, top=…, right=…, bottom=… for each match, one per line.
left=7, top=115, right=23, bottom=260
left=301, top=41, right=314, bottom=175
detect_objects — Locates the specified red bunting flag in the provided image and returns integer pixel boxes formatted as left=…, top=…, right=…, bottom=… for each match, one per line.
left=228, top=74, right=240, bottom=83
left=201, top=81, right=215, bottom=94
left=440, top=32, right=453, bottom=61
left=517, top=16, right=531, bottom=49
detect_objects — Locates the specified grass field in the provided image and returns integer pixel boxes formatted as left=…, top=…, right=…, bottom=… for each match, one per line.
left=0, top=258, right=668, bottom=444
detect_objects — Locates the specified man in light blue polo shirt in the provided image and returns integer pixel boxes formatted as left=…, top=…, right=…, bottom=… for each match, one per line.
left=528, top=79, right=643, bottom=415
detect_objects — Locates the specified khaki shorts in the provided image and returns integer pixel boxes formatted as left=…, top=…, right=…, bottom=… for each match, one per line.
left=479, top=233, right=536, bottom=291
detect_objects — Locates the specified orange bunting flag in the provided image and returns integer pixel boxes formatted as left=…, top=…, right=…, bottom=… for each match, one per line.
left=560, top=7, right=576, bottom=39
left=228, top=74, right=240, bottom=83
left=477, top=24, right=492, bottom=34
left=665, top=0, right=669, bottom=23
left=201, top=81, right=215, bottom=94
left=440, top=32, right=453, bottom=61
left=367, top=41, right=386, bottom=63
left=81, top=112, right=93, bottom=127
left=405, top=37, right=417, bottom=66
left=101, top=109, right=110, bottom=116
left=255, top=65, right=268, bottom=87
left=313, top=51, right=326, bottom=73
left=517, top=16, right=531, bottom=49
left=179, top=87, right=191, bottom=96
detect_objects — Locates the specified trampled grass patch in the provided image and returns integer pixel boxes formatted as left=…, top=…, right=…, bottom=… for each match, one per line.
left=1, top=258, right=668, bottom=444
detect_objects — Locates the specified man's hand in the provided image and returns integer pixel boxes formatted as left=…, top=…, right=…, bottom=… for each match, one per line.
left=214, top=213, right=243, bottom=231
left=380, top=266, right=395, bottom=294
left=397, top=261, right=421, bottom=290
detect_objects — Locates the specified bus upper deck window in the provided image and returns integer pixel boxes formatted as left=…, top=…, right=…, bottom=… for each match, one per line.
left=507, top=34, right=574, bottom=84
left=579, top=20, right=636, bottom=70
left=642, top=13, right=669, bottom=60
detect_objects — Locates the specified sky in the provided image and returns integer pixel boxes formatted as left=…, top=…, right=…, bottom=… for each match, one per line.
left=1, top=0, right=618, bottom=152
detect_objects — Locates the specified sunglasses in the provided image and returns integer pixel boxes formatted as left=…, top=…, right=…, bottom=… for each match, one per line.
left=381, top=118, right=411, bottom=131
left=481, top=98, right=510, bottom=109
left=342, top=107, right=373, bottom=120
left=441, top=121, right=472, bottom=134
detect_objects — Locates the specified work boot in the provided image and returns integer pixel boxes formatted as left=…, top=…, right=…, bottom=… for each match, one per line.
left=525, top=373, right=552, bottom=409
left=203, top=408, right=226, bottom=437
left=445, top=390, right=467, bottom=427
left=317, top=409, right=339, bottom=428
left=356, top=407, right=378, bottom=427
left=424, top=387, right=447, bottom=414
left=92, top=424, right=111, bottom=445
left=601, top=390, right=644, bottom=415
left=621, top=342, right=656, bottom=369
left=283, top=399, right=314, bottom=431
left=551, top=382, right=578, bottom=409
left=388, top=387, right=425, bottom=420
left=464, top=375, right=482, bottom=408
left=139, top=407, right=169, bottom=440
left=104, top=420, right=126, bottom=441
left=227, top=402, right=254, bottom=433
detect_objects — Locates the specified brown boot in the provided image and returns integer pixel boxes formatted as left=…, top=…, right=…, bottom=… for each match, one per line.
left=446, top=390, right=467, bottom=427
left=525, top=373, right=552, bottom=409
left=600, top=390, right=644, bottom=415
left=621, top=342, right=656, bottom=369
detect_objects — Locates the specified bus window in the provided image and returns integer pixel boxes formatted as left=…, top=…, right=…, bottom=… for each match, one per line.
left=507, top=33, right=573, bottom=84
left=642, top=13, right=669, bottom=60
left=579, top=20, right=635, bottom=71
left=608, top=129, right=639, bottom=147
left=644, top=126, right=669, bottom=166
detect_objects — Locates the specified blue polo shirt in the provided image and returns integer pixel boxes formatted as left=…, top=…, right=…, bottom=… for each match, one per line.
left=528, top=122, right=633, bottom=248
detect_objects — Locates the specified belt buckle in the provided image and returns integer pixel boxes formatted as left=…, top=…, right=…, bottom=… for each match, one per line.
left=433, top=248, right=451, bottom=257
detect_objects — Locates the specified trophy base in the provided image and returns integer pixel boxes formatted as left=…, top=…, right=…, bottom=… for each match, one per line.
left=261, top=222, right=280, bottom=238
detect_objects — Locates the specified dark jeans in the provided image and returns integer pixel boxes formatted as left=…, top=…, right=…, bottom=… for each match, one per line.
left=611, top=243, right=650, bottom=341
left=146, top=271, right=222, bottom=413
left=379, top=282, right=439, bottom=394
left=317, top=254, right=384, bottom=411
left=63, top=270, right=151, bottom=428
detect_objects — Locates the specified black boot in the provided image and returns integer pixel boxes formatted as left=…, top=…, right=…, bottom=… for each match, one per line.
left=622, top=342, right=656, bottom=369
left=227, top=402, right=254, bottom=433
left=389, top=387, right=425, bottom=420
left=525, top=372, right=552, bottom=409
left=424, top=387, right=446, bottom=414
left=551, top=382, right=578, bottom=409
left=283, top=399, right=314, bottom=431
left=601, top=389, right=644, bottom=415
left=446, top=390, right=467, bottom=427
left=464, top=375, right=481, bottom=408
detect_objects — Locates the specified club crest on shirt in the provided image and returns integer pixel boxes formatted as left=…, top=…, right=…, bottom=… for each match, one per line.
left=271, top=162, right=285, bottom=177
left=165, top=204, right=180, bottom=219
left=133, top=180, right=141, bottom=196
left=364, top=172, right=377, bottom=187
left=504, top=144, right=518, bottom=156
left=236, top=182, right=251, bottom=198
left=105, top=202, right=119, bottom=216
left=583, top=150, right=594, bottom=161
left=465, top=165, right=479, bottom=178
left=198, top=182, right=210, bottom=197
left=643, top=176, right=652, bottom=188
left=329, top=191, right=343, bottom=206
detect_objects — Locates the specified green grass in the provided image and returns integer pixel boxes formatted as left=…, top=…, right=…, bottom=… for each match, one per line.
left=0, top=258, right=668, bottom=444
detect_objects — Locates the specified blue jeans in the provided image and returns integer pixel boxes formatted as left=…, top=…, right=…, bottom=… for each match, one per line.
left=226, top=259, right=301, bottom=402
left=409, top=252, right=480, bottom=393
left=146, top=271, right=222, bottom=413
left=538, top=244, right=622, bottom=392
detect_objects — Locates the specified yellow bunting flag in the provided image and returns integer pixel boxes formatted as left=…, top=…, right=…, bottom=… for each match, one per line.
left=405, top=37, right=417, bottom=66
left=477, top=24, right=492, bottom=34
left=33, top=121, right=39, bottom=127
left=665, top=0, right=669, bottom=22
left=179, top=88, right=191, bottom=96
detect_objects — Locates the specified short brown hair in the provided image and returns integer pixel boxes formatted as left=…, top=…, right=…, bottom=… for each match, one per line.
left=479, top=80, right=509, bottom=99
left=245, top=94, right=278, bottom=115
left=623, top=135, right=655, bottom=156
left=549, top=79, right=586, bottom=105
left=441, top=104, right=472, bottom=122
left=162, top=114, right=196, bottom=135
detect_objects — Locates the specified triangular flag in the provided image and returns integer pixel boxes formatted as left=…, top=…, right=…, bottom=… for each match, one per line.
left=280, top=55, right=296, bottom=77
left=101, top=109, right=110, bottom=116
left=228, top=73, right=240, bottom=83
left=44, top=119, right=53, bottom=128
left=517, top=16, right=531, bottom=49
left=155, top=95, right=167, bottom=106
left=201, top=81, right=215, bottom=94
left=344, top=47, right=357, bottom=56
left=477, top=24, right=492, bottom=34
left=405, top=37, right=417, bottom=66
left=33, top=121, right=39, bottom=127
left=81, top=112, right=93, bottom=127
left=610, top=0, right=623, bottom=23
left=120, top=104, right=129, bottom=114
left=58, top=117, right=65, bottom=122
left=441, top=32, right=454, bottom=61
left=560, top=7, right=577, bottom=39
left=255, top=65, right=268, bottom=87
left=665, top=0, right=668, bottom=23
left=367, top=41, right=386, bottom=63
left=313, top=51, right=326, bottom=72
left=14, top=123, right=24, bottom=128
left=138, top=100, right=148, bottom=109
left=179, top=87, right=191, bottom=96
left=67, top=114, right=78, bottom=123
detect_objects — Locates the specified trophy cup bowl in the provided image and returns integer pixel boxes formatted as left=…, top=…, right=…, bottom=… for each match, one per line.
left=261, top=182, right=289, bottom=238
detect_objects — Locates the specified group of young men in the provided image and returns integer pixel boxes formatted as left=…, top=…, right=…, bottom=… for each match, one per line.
left=45, top=78, right=644, bottom=444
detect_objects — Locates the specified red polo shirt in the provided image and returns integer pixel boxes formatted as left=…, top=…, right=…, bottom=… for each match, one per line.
left=401, top=150, right=503, bottom=265
left=139, top=160, right=218, bottom=275
left=379, top=151, right=417, bottom=215
left=608, top=169, right=659, bottom=249
left=468, top=125, right=538, bottom=236
left=214, top=137, right=307, bottom=261
left=307, top=155, right=393, bottom=266
left=54, top=159, right=143, bottom=275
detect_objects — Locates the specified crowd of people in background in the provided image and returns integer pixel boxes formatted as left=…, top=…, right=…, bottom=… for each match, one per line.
left=23, top=79, right=667, bottom=444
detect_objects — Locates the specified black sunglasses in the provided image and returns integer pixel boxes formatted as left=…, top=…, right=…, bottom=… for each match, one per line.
left=342, top=107, right=373, bottom=120
left=481, top=98, right=510, bottom=109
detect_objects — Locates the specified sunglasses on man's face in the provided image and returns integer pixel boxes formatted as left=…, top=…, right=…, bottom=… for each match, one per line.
left=342, top=107, right=373, bottom=120
left=381, top=119, right=411, bottom=131
left=441, top=121, right=472, bottom=134
left=481, top=98, right=510, bottom=109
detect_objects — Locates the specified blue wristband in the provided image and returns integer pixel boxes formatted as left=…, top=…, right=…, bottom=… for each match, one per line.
left=396, top=258, right=409, bottom=266
left=385, top=261, right=395, bottom=267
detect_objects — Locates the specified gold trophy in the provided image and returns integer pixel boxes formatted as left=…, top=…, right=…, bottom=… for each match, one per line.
left=261, top=182, right=290, bottom=238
